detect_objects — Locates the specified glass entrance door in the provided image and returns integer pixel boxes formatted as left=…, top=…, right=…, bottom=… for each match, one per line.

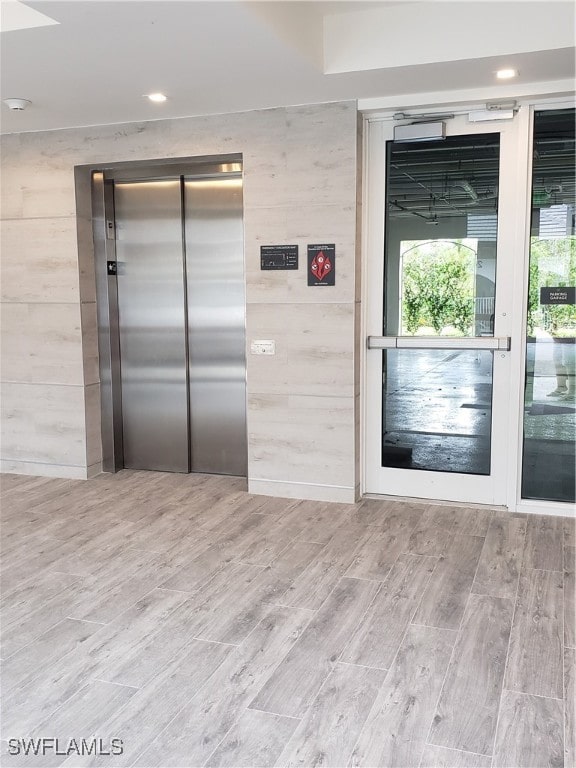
left=365, top=115, right=519, bottom=505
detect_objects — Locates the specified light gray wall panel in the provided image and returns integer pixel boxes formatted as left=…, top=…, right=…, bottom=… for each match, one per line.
left=0, top=382, right=87, bottom=469
left=248, top=393, right=355, bottom=491
left=246, top=303, right=355, bottom=398
left=1, top=218, right=80, bottom=304
left=0, top=101, right=359, bottom=497
left=243, top=203, right=356, bottom=305
left=1, top=303, right=84, bottom=385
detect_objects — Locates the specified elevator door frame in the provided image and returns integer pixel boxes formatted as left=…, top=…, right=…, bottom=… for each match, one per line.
left=90, top=155, right=246, bottom=475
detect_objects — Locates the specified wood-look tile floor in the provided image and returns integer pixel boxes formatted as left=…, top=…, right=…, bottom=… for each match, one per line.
left=1, top=470, right=574, bottom=768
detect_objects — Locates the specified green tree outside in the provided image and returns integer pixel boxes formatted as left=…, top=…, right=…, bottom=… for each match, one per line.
left=400, top=239, right=476, bottom=336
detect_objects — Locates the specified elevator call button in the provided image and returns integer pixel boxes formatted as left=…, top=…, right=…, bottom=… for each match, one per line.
left=260, top=245, right=298, bottom=270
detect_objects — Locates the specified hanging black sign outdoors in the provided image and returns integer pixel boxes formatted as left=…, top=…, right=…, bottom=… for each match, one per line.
left=540, top=286, right=576, bottom=305
left=308, top=244, right=335, bottom=286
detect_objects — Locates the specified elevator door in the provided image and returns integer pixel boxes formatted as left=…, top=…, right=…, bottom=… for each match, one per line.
left=185, top=178, right=246, bottom=475
left=113, top=174, right=246, bottom=476
left=115, top=180, right=189, bottom=472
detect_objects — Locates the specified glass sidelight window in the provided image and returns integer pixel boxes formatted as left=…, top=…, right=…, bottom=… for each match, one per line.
left=522, top=108, right=575, bottom=503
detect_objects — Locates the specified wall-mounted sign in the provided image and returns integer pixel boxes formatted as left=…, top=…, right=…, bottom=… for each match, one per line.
left=540, top=286, right=575, bottom=305
left=260, top=245, right=298, bottom=270
left=308, top=244, right=335, bottom=286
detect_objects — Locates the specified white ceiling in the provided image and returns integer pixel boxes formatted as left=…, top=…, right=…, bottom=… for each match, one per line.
left=0, top=0, right=574, bottom=134
left=0, top=0, right=59, bottom=32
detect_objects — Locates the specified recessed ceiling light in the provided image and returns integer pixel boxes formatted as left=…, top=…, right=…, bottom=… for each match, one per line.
left=496, top=69, right=518, bottom=80
left=147, top=93, right=167, bottom=103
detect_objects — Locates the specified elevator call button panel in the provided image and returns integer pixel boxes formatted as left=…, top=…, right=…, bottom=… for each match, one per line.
left=260, top=245, right=298, bottom=270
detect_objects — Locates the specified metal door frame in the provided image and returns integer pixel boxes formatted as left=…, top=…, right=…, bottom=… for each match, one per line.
left=512, top=100, right=576, bottom=516
left=361, top=112, right=525, bottom=507
left=89, top=154, right=244, bottom=474
left=361, top=97, right=576, bottom=513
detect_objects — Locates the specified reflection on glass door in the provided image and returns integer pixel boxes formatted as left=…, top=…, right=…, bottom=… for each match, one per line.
left=522, top=108, right=575, bottom=503
left=382, top=349, right=493, bottom=474
left=381, top=133, right=500, bottom=476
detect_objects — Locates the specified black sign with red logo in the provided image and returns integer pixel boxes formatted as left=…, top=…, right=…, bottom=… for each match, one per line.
left=308, top=244, right=335, bottom=286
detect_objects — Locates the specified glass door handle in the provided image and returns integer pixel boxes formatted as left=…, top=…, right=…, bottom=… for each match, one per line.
left=367, top=336, right=511, bottom=351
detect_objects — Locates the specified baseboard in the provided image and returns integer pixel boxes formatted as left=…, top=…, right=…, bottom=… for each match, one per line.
left=248, top=478, right=357, bottom=504
left=0, top=459, right=90, bottom=480
left=514, top=500, right=576, bottom=518
left=362, top=492, right=505, bottom=511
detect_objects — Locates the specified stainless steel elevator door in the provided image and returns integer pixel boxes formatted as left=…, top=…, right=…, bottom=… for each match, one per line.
left=114, top=180, right=189, bottom=472
left=184, top=178, right=247, bottom=476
